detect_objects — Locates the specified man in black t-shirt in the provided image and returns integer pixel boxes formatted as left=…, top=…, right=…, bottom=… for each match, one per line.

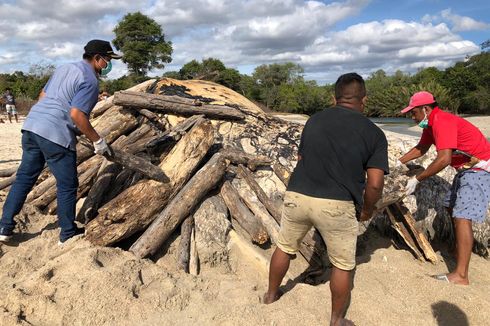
left=264, top=73, right=389, bottom=326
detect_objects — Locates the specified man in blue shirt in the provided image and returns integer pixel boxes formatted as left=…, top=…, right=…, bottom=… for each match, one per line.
left=0, top=40, right=121, bottom=244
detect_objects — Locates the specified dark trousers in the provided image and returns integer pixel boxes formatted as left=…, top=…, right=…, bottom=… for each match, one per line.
left=0, top=131, right=78, bottom=241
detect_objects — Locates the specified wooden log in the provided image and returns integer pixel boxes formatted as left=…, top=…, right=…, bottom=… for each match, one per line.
left=189, top=227, right=199, bottom=276
left=129, top=152, right=229, bottom=258
left=394, top=203, right=438, bottom=264
left=385, top=205, right=425, bottom=261
left=101, top=168, right=136, bottom=204
left=76, top=161, right=122, bottom=224
left=0, top=173, right=16, bottom=191
left=272, top=162, right=291, bottom=186
left=235, top=184, right=280, bottom=243
left=85, top=119, right=215, bottom=246
left=77, top=106, right=139, bottom=163
left=227, top=230, right=269, bottom=275
left=79, top=139, right=170, bottom=183
left=26, top=172, right=57, bottom=203
left=220, top=181, right=269, bottom=245
left=220, top=147, right=272, bottom=170
left=91, top=79, right=157, bottom=118
left=193, top=195, right=231, bottom=265
left=177, top=216, right=193, bottom=273
left=237, top=165, right=282, bottom=221
left=0, top=166, right=17, bottom=178
left=146, top=115, right=205, bottom=151
left=114, top=90, right=245, bottom=121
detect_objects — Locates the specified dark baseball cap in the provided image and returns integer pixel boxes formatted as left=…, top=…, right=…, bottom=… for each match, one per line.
left=84, top=39, right=122, bottom=59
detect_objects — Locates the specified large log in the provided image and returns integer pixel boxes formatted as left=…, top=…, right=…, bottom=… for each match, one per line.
left=189, top=227, right=199, bottom=276
left=79, top=139, right=170, bottom=183
left=237, top=165, right=282, bottom=221
left=193, top=195, right=231, bottom=266
left=0, top=166, right=17, bottom=178
left=91, top=79, right=157, bottom=118
left=220, top=181, right=269, bottom=245
left=77, top=106, right=139, bottom=163
left=272, top=162, right=291, bottom=186
left=177, top=216, right=194, bottom=273
left=129, top=152, right=229, bottom=258
left=85, top=119, right=215, bottom=246
left=0, top=173, right=16, bottom=191
left=114, top=90, right=245, bottom=121
left=76, top=161, right=122, bottom=224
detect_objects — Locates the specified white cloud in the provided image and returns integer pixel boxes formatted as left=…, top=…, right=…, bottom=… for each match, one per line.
left=0, top=1, right=485, bottom=83
left=441, top=9, right=490, bottom=32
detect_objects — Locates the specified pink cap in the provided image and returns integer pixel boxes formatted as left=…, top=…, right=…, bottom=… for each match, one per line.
left=401, top=91, right=436, bottom=113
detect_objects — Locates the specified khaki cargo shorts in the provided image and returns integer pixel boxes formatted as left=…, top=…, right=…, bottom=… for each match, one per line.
left=277, top=191, right=358, bottom=271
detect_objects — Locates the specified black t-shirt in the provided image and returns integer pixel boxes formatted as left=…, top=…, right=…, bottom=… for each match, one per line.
left=287, top=106, right=389, bottom=206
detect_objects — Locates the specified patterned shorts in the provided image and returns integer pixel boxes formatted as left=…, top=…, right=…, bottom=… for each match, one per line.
left=443, top=169, right=490, bottom=223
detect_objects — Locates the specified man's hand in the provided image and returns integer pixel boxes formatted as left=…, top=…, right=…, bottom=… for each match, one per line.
left=359, top=209, right=374, bottom=222
left=405, top=177, right=419, bottom=196
left=93, top=138, right=113, bottom=157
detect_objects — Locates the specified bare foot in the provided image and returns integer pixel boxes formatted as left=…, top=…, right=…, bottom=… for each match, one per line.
left=446, top=272, right=469, bottom=285
left=262, top=290, right=283, bottom=304
left=331, top=318, right=355, bottom=326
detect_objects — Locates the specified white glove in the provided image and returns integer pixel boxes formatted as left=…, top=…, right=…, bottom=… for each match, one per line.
left=405, top=177, right=419, bottom=196
left=395, top=160, right=409, bottom=173
left=93, top=138, right=113, bottom=156
left=474, top=160, right=490, bottom=173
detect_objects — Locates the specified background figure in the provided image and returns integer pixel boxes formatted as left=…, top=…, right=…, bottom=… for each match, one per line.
left=3, top=88, right=18, bottom=123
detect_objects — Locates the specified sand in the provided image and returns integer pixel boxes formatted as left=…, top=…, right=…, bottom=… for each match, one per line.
left=1, top=116, right=489, bottom=325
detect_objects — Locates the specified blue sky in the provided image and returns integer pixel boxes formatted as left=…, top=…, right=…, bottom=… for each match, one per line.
left=0, top=0, right=488, bottom=83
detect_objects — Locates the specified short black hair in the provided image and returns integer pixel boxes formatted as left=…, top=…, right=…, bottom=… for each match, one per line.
left=335, top=73, right=366, bottom=101
left=83, top=53, right=94, bottom=60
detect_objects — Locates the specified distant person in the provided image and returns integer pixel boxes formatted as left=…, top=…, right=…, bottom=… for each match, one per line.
left=398, top=91, right=490, bottom=285
left=0, top=40, right=121, bottom=245
left=3, top=88, right=18, bottom=123
left=263, top=73, right=388, bottom=326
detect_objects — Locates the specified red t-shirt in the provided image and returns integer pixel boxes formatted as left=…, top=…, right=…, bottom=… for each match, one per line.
left=418, top=107, right=490, bottom=169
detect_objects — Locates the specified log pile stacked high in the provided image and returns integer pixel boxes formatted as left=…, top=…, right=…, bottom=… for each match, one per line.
left=3, top=78, right=488, bottom=277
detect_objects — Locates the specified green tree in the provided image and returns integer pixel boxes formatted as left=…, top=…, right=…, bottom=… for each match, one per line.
left=113, top=12, right=173, bottom=76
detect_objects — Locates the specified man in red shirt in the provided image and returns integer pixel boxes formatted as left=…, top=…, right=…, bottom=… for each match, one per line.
left=399, top=91, right=490, bottom=285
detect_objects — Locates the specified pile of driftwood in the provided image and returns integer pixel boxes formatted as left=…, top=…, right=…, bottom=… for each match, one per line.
left=0, top=79, right=327, bottom=275
left=1, top=78, right=488, bottom=275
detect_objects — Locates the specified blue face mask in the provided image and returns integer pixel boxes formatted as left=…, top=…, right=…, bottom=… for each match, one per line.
left=100, top=60, right=112, bottom=77
left=418, top=110, right=429, bottom=129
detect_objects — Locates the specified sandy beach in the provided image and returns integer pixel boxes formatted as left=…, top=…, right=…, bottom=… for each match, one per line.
left=0, top=115, right=489, bottom=325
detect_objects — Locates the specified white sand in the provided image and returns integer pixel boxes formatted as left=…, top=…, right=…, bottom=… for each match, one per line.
left=0, top=115, right=489, bottom=325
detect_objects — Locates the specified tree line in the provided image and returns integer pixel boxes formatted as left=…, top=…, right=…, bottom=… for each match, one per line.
left=1, top=11, right=488, bottom=117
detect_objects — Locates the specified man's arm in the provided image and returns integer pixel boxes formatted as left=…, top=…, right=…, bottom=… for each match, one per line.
left=414, top=148, right=452, bottom=181
left=399, top=143, right=431, bottom=164
left=70, top=108, right=100, bottom=142
left=359, top=167, right=385, bottom=221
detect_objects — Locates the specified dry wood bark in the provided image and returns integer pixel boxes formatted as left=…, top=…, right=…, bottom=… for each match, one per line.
left=114, top=90, right=245, bottom=121
left=0, top=166, right=17, bottom=178
left=189, top=227, right=199, bottom=276
left=394, top=203, right=438, bottom=263
left=220, top=181, right=269, bottom=245
left=237, top=165, right=282, bottom=221
left=129, top=152, right=229, bottom=258
left=85, top=119, right=215, bottom=246
left=385, top=205, right=425, bottom=261
left=177, top=216, right=194, bottom=273
left=272, top=162, right=291, bottom=186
